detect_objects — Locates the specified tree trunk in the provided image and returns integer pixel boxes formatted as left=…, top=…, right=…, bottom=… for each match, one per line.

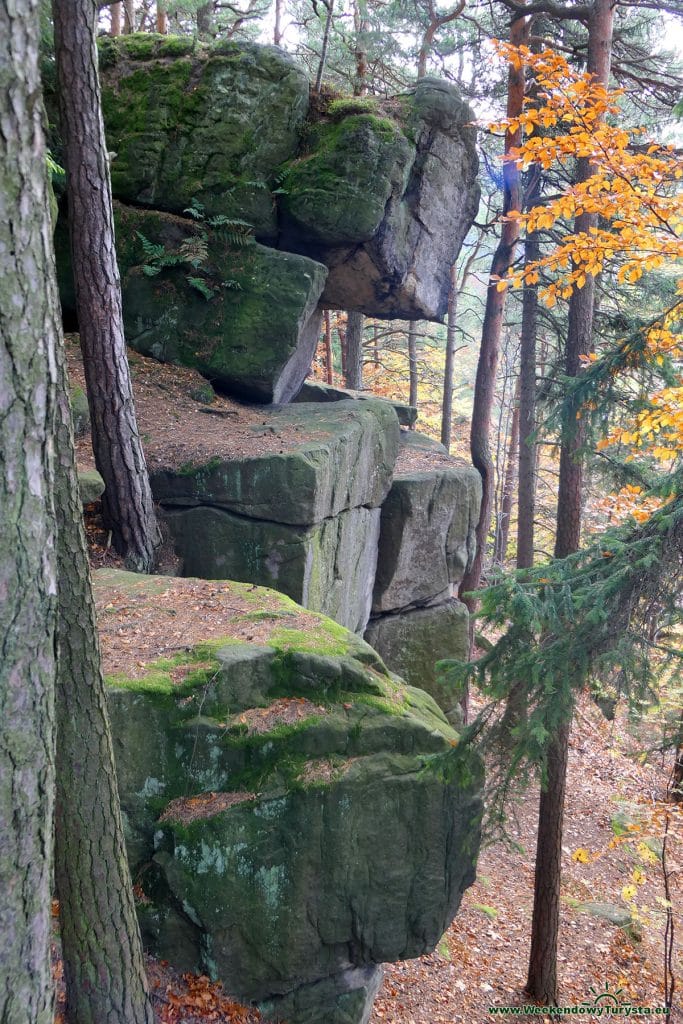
left=0, top=5, right=58, bottom=1020
left=324, top=310, right=334, bottom=384
left=353, top=0, right=369, bottom=95
left=517, top=214, right=539, bottom=570
left=314, top=0, right=335, bottom=94
left=441, top=264, right=459, bottom=450
left=156, top=2, right=167, bottom=33
left=338, top=323, right=347, bottom=377
left=672, top=707, right=683, bottom=802
left=526, top=713, right=572, bottom=1005
left=408, top=321, right=419, bottom=410
left=111, top=2, right=122, bottom=34
left=345, top=311, right=364, bottom=390
left=53, top=0, right=159, bottom=573
left=458, top=13, right=528, bottom=616
left=197, top=2, right=213, bottom=36
left=52, top=310, right=154, bottom=1024
left=526, top=1, right=615, bottom=1004
left=123, top=0, right=135, bottom=32
left=274, top=0, right=283, bottom=44
left=494, top=378, right=520, bottom=565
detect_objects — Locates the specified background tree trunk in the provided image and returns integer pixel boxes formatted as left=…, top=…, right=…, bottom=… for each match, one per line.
left=52, top=322, right=154, bottom=1024
left=314, top=0, right=335, bottom=94
left=526, top=0, right=615, bottom=1004
left=156, top=2, right=168, bottom=33
left=53, top=0, right=159, bottom=573
left=494, top=377, right=520, bottom=565
left=0, top=5, right=58, bottom=1019
left=274, top=0, right=283, bottom=44
left=345, top=311, right=364, bottom=390
left=111, top=2, right=122, bottom=34
left=458, top=12, right=528, bottom=620
left=323, top=310, right=334, bottom=384
left=441, top=264, right=460, bottom=451
left=408, top=322, right=419, bottom=410
left=517, top=213, right=540, bottom=570
left=123, top=0, right=135, bottom=32
left=197, top=2, right=213, bottom=36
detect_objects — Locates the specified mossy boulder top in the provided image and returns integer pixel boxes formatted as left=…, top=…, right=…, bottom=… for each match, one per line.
left=98, top=36, right=309, bottom=240
left=89, top=37, right=479, bottom=322
left=97, top=570, right=483, bottom=1024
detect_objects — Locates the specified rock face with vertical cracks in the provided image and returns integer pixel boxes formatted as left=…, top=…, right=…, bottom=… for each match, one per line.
left=100, top=570, right=483, bottom=1024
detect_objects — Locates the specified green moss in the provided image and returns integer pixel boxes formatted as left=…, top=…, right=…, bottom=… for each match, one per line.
left=268, top=625, right=349, bottom=658
left=327, top=97, right=379, bottom=120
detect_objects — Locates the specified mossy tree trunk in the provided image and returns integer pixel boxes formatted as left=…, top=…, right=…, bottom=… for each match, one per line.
left=53, top=0, right=159, bottom=573
left=0, top=3, right=58, bottom=1020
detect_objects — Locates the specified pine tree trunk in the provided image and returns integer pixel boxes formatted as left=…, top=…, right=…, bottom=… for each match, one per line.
left=324, top=310, right=334, bottom=384
left=672, top=708, right=683, bottom=802
left=53, top=0, right=159, bottom=573
left=111, top=2, right=122, bottom=34
left=527, top=1, right=614, bottom=1004
left=407, top=322, right=419, bottom=411
left=345, top=311, right=364, bottom=390
left=156, top=2, right=167, bottom=33
left=526, top=713, right=572, bottom=1005
left=274, top=0, right=283, bottom=44
left=494, top=378, right=520, bottom=565
left=441, top=264, right=459, bottom=451
left=517, top=187, right=540, bottom=570
left=0, top=5, right=58, bottom=1019
left=314, top=0, right=335, bottom=94
left=123, top=0, right=135, bottom=32
left=52, top=312, right=154, bottom=1024
left=458, top=13, right=528, bottom=618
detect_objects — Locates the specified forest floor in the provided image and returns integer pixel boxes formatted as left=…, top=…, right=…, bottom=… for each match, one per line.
left=64, top=339, right=682, bottom=1023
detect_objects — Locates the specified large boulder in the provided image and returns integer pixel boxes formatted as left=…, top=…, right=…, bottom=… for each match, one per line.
left=100, top=570, right=483, bottom=1024
left=154, top=398, right=400, bottom=633
left=372, top=432, right=482, bottom=614
left=163, top=504, right=381, bottom=634
left=55, top=203, right=328, bottom=403
left=97, top=36, right=310, bottom=241
left=294, top=380, right=418, bottom=428
left=279, top=81, right=480, bottom=320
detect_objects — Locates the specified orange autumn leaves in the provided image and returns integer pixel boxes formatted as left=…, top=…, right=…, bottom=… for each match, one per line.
left=488, top=42, right=682, bottom=489
left=489, top=42, right=683, bottom=306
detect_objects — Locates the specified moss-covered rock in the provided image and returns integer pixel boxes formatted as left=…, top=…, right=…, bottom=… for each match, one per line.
left=77, top=468, right=105, bottom=506
left=280, top=114, right=412, bottom=246
left=364, top=599, right=470, bottom=719
left=101, top=569, right=482, bottom=1024
left=293, top=380, right=418, bottom=428
left=60, top=203, right=327, bottom=403
left=279, top=77, right=480, bottom=320
left=98, top=37, right=309, bottom=240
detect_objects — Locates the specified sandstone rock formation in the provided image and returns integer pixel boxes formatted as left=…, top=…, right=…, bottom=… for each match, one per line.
left=100, top=570, right=483, bottom=1024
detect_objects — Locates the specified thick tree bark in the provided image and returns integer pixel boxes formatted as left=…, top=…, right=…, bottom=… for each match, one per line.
left=345, top=311, right=364, bottom=390
left=494, top=378, right=520, bottom=565
left=526, top=713, right=572, bottom=1004
left=53, top=0, right=159, bottom=573
left=458, top=13, right=528, bottom=617
left=407, top=322, right=419, bottom=410
left=0, top=6, right=58, bottom=1020
left=527, top=1, right=615, bottom=1004
left=156, top=2, right=168, bottom=33
left=52, top=312, right=154, bottom=1024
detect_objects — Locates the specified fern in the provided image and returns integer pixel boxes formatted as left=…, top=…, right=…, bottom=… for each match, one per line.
left=187, top=276, right=216, bottom=300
